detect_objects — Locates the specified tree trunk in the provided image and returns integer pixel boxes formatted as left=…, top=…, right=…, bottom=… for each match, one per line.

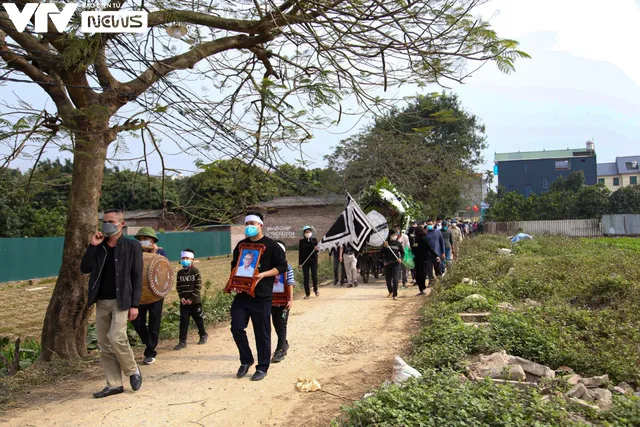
left=39, top=119, right=115, bottom=361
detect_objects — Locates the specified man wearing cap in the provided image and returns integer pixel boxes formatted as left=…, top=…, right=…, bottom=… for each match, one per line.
left=132, top=227, right=167, bottom=365
left=298, top=225, right=320, bottom=298
left=230, top=212, right=288, bottom=381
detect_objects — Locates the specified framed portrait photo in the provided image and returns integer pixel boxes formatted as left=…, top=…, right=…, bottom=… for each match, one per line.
left=272, top=272, right=289, bottom=306
left=224, top=243, right=265, bottom=297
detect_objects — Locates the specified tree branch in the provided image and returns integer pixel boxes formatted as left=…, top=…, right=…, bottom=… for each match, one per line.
left=147, top=10, right=261, bottom=33
left=115, top=33, right=275, bottom=101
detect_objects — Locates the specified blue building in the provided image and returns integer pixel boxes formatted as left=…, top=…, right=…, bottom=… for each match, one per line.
left=494, top=143, right=597, bottom=196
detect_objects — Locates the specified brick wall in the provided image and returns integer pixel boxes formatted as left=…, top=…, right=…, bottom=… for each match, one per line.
left=261, top=205, right=343, bottom=247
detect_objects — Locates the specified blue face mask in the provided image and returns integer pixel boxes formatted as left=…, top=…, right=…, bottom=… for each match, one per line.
left=443, top=226, right=448, bottom=231
left=180, top=260, right=192, bottom=268
left=427, top=225, right=434, bottom=231
left=245, top=225, right=259, bottom=237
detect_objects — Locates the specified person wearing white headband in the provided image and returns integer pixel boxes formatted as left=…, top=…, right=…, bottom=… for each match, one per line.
left=230, top=212, right=288, bottom=382
left=175, top=248, right=208, bottom=351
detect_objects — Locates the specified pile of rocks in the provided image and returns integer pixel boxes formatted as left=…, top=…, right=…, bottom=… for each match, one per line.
left=468, top=351, right=637, bottom=411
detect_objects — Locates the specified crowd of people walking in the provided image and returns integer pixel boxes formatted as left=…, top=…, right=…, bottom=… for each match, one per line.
left=83, top=207, right=480, bottom=397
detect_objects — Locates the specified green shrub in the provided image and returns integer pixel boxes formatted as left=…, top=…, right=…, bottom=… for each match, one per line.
left=336, top=235, right=640, bottom=424
left=334, top=371, right=585, bottom=427
left=0, top=337, right=40, bottom=377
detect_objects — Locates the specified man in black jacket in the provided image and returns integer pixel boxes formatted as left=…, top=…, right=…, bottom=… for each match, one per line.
left=81, top=209, right=143, bottom=398
left=380, top=230, right=404, bottom=300
left=298, top=225, right=319, bottom=298
left=230, top=212, right=288, bottom=381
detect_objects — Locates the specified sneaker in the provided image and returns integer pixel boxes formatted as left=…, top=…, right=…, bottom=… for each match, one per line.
left=387, top=293, right=392, bottom=298
left=303, top=295, right=310, bottom=299
left=174, top=342, right=187, bottom=350
left=198, top=334, right=208, bottom=345
left=284, top=342, right=290, bottom=352
left=416, top=292, right=426, bottom=296
left=393, top=297, right=398, bottom=301
left=315, top=291, right=319, bottom=297
left=334, top=282, right=339, bottom=286
left=271, top=349, right=286, bottom=363
left=142, top=356, right=155, bottom=365
left=347, top=284, right=353, bottom=288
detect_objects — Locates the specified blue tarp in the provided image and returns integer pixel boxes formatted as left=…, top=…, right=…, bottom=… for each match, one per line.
left=510, top=233, right=533, bottom=243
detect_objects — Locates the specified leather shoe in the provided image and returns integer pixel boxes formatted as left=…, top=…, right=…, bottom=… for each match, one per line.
left=236, top=362, right=254, bottom=378
left=130, top=368, right=143, bottom=391
left=93, top=386, right=124, bottom=398
left=271, top=349, right=285, bottom=363
left=251, top=370, right=267, bottom=381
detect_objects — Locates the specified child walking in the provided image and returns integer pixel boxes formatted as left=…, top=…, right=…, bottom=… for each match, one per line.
left=271, top=241, right=295, bottom=363
left=174, top=248, right=208, bottom=350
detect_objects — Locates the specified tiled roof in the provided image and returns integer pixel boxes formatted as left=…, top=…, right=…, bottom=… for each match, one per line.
left=597, top=162, right=618, bottom=176
left=495, top=148, right=594, bottom=162
left=253, top=195, right=346, bottom=208
left=616, top=156, right=640, bottom=174
left=99, top=210, right=164, bottom=219
left=597, top=156, right=640, bottom=176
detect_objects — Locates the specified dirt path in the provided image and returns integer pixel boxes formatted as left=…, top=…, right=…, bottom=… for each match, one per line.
left=3, top=279, right=424, bottom=427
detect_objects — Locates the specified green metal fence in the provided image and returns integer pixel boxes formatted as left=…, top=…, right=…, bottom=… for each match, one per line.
left=0, top=231, right=231, bottom=284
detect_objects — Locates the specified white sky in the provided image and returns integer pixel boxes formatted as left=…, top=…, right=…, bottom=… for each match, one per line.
left=3, top=0, right=640, bottom=175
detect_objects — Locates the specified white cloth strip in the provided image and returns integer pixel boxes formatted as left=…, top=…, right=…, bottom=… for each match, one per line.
left=181, top=251, right=194, bottom=259
left=244, top=215, right=264, bottom=225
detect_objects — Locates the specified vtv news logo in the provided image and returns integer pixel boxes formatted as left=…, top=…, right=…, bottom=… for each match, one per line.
left=1, top=2, right=148, bottom=33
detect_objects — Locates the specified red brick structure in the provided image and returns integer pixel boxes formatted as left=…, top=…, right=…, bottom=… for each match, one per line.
left=235, top=196, right=346, bottom=247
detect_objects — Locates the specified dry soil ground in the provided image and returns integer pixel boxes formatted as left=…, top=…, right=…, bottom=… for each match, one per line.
left=0, top=256, right=233, bottom=339
left=1, top=279, right=425, bottom=427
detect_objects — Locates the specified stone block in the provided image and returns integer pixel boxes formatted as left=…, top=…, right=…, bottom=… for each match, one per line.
left=459, top=312, right=491, bottom=323
left=570, top=398, right=601, bottom=411
left=565, top=374, right=582, bottom=386
left=464, top=294, right=487, bottom=303
left=580, top=375, right=609, bottom=388
left=618, top=382, right=635, bottom=394
left=591, top=388, right=612, bottom=402
left=566, top=383, right=587, bottom=399
left=508, top=356, right=555, bottom=379
left=475, top=364, right=526, bottom=382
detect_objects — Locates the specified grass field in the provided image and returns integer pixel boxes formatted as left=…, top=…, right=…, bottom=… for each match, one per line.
left=336, top=235, right=640, bottom=426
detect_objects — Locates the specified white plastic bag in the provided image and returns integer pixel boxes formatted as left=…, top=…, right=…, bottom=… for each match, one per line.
left=391, top=356, right=422, bottom=384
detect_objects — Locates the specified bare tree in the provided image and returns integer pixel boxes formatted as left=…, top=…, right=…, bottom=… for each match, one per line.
left=0, top=0, right=527, bottom=361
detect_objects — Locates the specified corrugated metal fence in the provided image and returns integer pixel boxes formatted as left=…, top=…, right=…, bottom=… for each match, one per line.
left=485, top=219, right=602, bottom=237
left=602, top=215, right=640, bottom=236
left=0, top=230, right=231, bottom=284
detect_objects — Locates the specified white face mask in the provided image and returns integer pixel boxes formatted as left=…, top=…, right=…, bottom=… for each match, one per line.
left=139, top=240, right=152, bottom=247
left=304, top=232, right=312, bottom=238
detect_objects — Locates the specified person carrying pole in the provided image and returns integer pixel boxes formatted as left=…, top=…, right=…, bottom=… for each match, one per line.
left=298, top=225, right=320, bottom=298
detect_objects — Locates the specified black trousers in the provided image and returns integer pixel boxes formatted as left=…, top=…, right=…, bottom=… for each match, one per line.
left=384, top=263, right=401, bottom=297
left=271, top=305, right=290, bottom=351
left=303, top=261, right=319, bottom=296
left=415, top=259, right=434, bottom=292
left=433, top=259, right=442, bottom=277
left=231, top=294, right=272, bottom=372
left=132, top=298, right=164, bottom=358
left=179, top=302, right=207, bottom=343
left=333, top=257, right=347, bottom=284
